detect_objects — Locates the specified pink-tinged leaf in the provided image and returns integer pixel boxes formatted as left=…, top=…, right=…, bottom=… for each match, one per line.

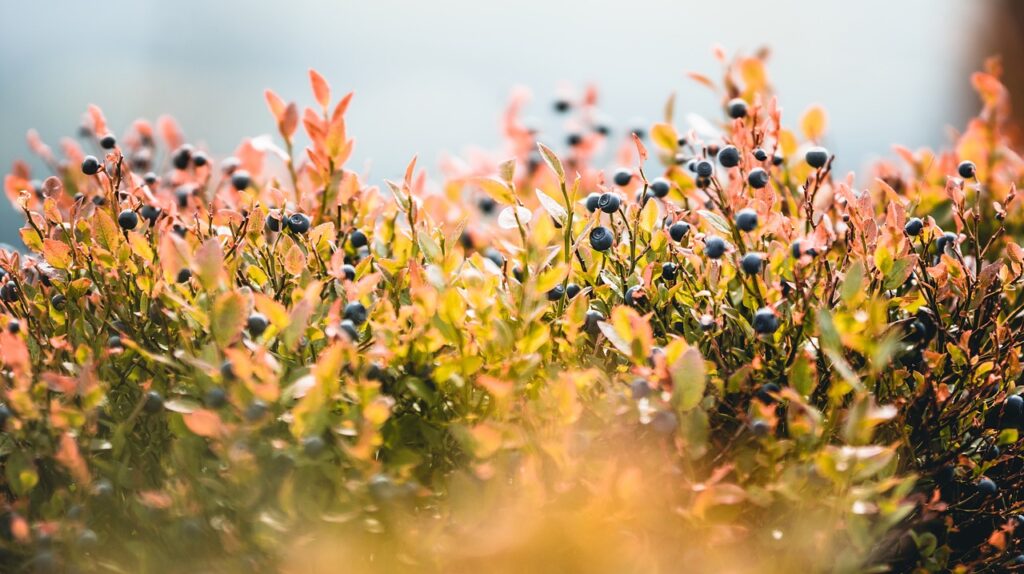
left=686, top=71, right=717, bottom=91
left=194, top=238, right=225, bottom=291
left=87, top=105, right=107, bottom=137
left=264, top=89, right=286, bottom=122
left=156, top=115, right=184, bottom=150
left=632, top=132, right=648, bottom=162
left=54, top=433, right=90, bottom=485
left=309, top=69, right=331, bottom=111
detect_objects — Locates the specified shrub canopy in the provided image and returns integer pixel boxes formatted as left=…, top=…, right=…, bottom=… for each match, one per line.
left=2, top=52, right=1024, bottom=573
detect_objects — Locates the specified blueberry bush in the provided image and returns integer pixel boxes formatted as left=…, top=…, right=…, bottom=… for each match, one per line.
left=3, top=51, right=1024, bottom=573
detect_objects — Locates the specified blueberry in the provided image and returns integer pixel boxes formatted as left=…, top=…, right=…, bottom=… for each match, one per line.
left=936, top=232, right=958, bottom=254
left=1012, top=555, right=1024, bottom=566
left=791, top=241, right=803, bottom=258
left=349, top=229, right=368, bottom=248
left=1005, top=395, right=1023, bottom=417
left=631, top=379, right=652, bottom=399
left=7, top=319, right=19, bottom=334
left=957, top=160, right=976, bottom=179
left=172, top=146, right=192, bottom=170
left=806, top=146, right=829, bottom=169
left=1, top=281, right=19, bottom=303
left=695, top=160, right=714, bottom=178
left=51, top=294, right=66, bottom=310
left=512, top=266, right=524, bottom=282
left=265, top=214, right=282, bottom=232
left=303, top=435, right=326, bottom=457
left=117, top=210, right=139, bottom=230
left=661, top=262, right=678, bottom=281
left=176, top=187, right=191, bottom=208
left=756, top=382, right=780, bottom=404
left=204, top=387, right=227, bottom=409
left=144, top=172, right=159, bottom=186
left=703, top=236, right=727, bottom=259
left=172, top=223, right=187, bottom=237
left=220, top=360, right=235, bottom=380
left=624, top=285, right=647, bottom=307
left=741, top=252, right=763, bottom=275
left=752, top=148, right=768, bottom=162
left=735, top=208, right=758, bottom=232
left=699, top=315, right=715, bottom=331
left=594, top=124, right=610, bottom=136
left=772, top=153, right=784, bottom=166
left=478, top=196, right=496, bottom=214
left=727, top=98, right=748, bottom=119
left=483, top=248, right=505, bottom=268
left=553, top=99, right=571, bottom=113
left=750, top=419, right=770, bottom=436
left=176, top=268, right=191, bottom=284
left=340, top=319, right=359, bottom=341
left=547, top=285, right=565, bottom=301
left=650, top=178, right=671, bottom=198
left=92, top=195, right=107, bottom=206
left=752, top=308, right=779, bottom=335
left=245, top=399, right=268, bottom=421
left=597, top=193, right=621, bottom=214
left=584, top=309, right=604, bottom=337
left=977, top=477, right=998, bottom=497
left=143, top=391, right=163, bottom=414
left=612, top=169, right=632, bottom=187
left=669, top=222, right=690, bottom=242
left=747, top=168, right=770, bottom=189
left=287, top=213, right=311, bottom=234
left=247, top=313, right=268, bottom=337
left=566, top=133, right=583, bottom=147
left=718, top=145, right=740, bottom=168
left=566, top=283, right=581, bottom=299
left=192, top=152, right=209, bottom=167
left=986, top=445, right=1001, bottom=460
left=590, top=226, right=614, bottom=252
left=341, top=264, right=356, bottom=281
left=585, top=193, right=601, bottom=212
left=904, top=217, right=923, bottom=237
left=81, top=156, right=101, bottom=176
left=344, top=301, right=368, bottom=325
left=231, top=170, right=252, bottom=191
left=140, top=205, right=161, bottom=224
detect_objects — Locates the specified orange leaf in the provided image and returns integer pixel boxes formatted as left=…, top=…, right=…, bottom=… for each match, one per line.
left=184, top=409, right=224, bottom=438
left=264, top=89, right=286, bottom=123
left=309, top=69, right=331, bottom=111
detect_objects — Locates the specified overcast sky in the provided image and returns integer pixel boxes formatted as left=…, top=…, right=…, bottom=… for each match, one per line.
left=0, top=0, right=992, bottom=245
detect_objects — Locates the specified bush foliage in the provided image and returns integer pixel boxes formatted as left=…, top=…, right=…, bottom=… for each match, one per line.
left=3, top=51, right=1024, bottom=573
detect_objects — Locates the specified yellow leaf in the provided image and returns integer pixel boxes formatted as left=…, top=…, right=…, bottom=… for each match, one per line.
left=800, top=105, right=828, bottom=141
left=127, top=232, right=153, bottom=263
left=650, top=123, right=679, bottom=153
left=283, top=243, right=306, bottom=276
left=93, top=208, right=120, bottom=251
left=536, top=264, right=568, bottom=293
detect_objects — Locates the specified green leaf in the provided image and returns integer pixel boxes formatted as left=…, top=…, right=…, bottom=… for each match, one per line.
left=5, top=453, right=38, bottom=495
left=211, top=291, right=248, bottom=348
left=536, top=142, right=564, bottom=182
left=671, top=347, right=706, bottom=412
left=698, top=210, right=732, bottom=235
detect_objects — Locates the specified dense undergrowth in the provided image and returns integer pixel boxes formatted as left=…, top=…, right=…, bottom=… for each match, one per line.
left=3, top=50, right=1024, bottom=573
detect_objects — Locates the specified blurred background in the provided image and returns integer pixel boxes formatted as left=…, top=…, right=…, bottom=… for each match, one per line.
left=0, top=0, right=1008, bottom=245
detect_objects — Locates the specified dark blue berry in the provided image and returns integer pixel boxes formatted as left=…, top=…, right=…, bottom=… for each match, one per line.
left=143, top=391, right=163, bottom=414
left=612, top=169, right=632, bottom=187
left=650, top=178, right=671, bottom=198
left=349, top=229, right=368, bottom=248
left=805, top=146, right=829, bottom=169
left=669, top=222, right=690, bottom=242
left=547, top=285, right=565, bottom=301
left=727, top=98, right=748, bottom=119
left=204, top=387, right=227, bottom=409
left=230, top=170, right=252, bottom=191
left=287, top=213, right=311, bottom=234
left=957, top=160, right=976, bottom=179
left=598, top=193, right=621, bottom=214
left=753, top=308, right=779, bottom=335
left=704, top=236, right=727, bottom=259
left=344, top=301, right=368, bottom=325
left=247, top=313, right=268, bottom=337
left=590, top=226, right=614, bottom=251
left=81, top=156, right=101, bottom=175
left=904, top=217, right=923, bottom=236
left=585, top=193, right=601, bottom=212
left=741, top=252, right=763, bottom=275
left=566, top=283, right=581, bottom=299
left=752, top=148, right=768, bottom=162
left=584, top=309, right=604, bottom=337
left=695, top=160, right=713, bottom=178
left=99, top=134, right=116, bottom=149
left=735, top=208, right=758, bottom=232
left=718, top=145, right=740, bottom=168
left=661, top=262, right=678, bottom=281
left=747, top=168, right=770, bottom=189
left=117, top=210, right=139, bottom=230
left=342, top=264, right=356, bottom=281
left=265, top=214, right=282, bottom=232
